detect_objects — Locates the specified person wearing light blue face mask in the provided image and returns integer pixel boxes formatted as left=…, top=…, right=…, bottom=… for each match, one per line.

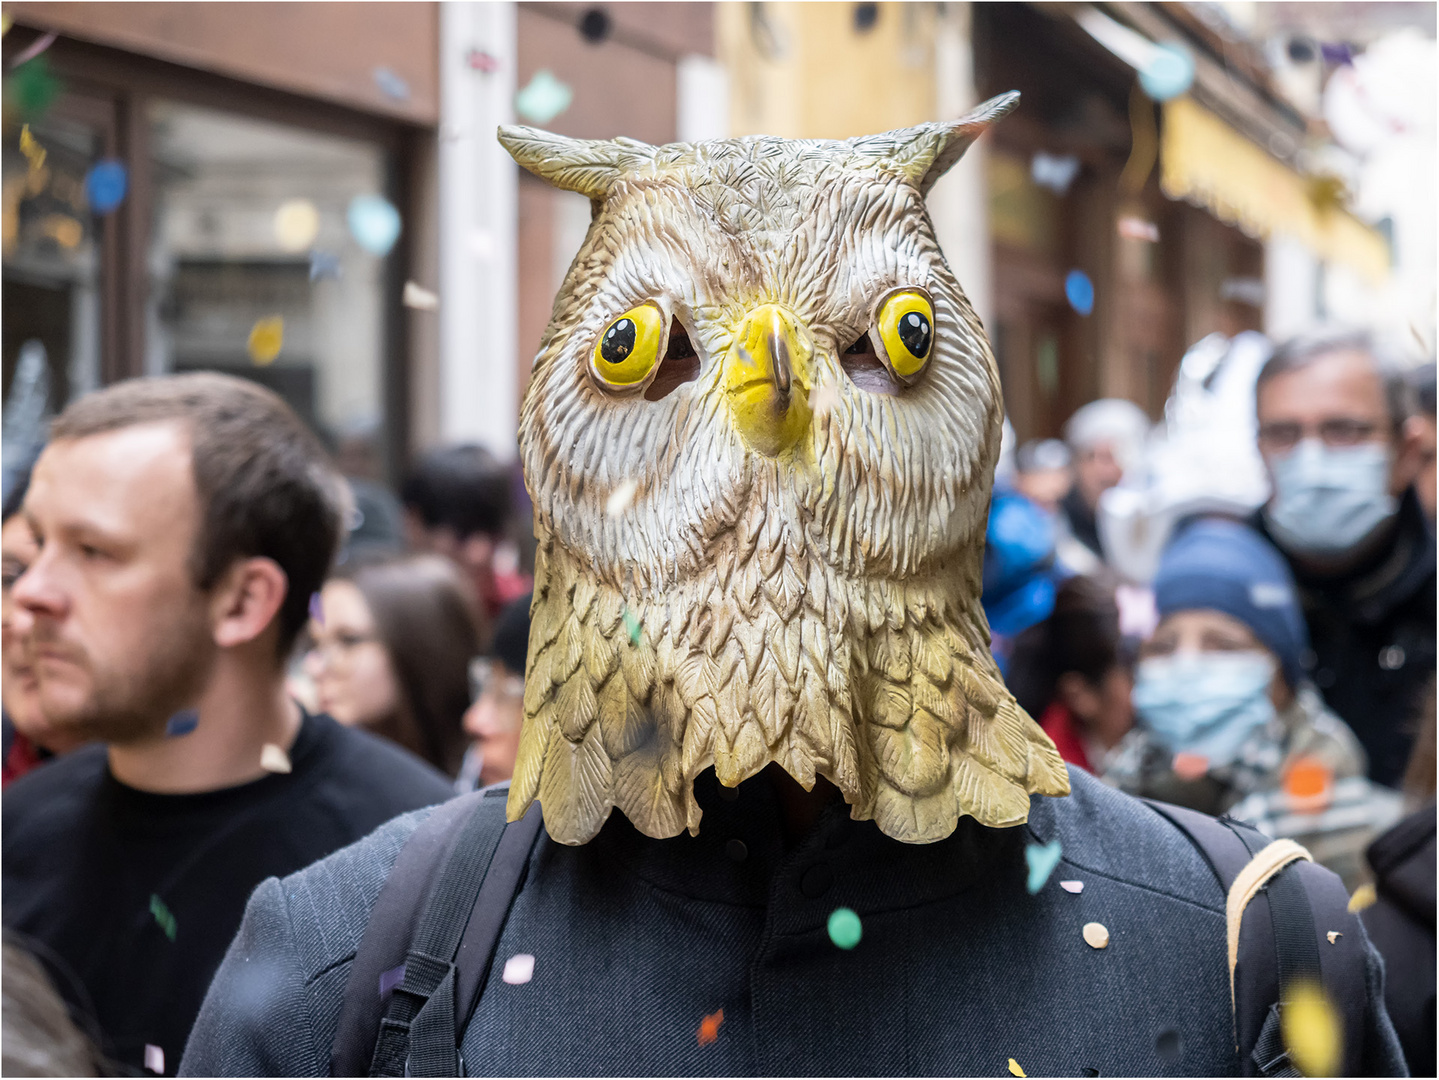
left=1251, top=329, right=1435, bottom=790
left=1103, top=519, right=1403, bottom=889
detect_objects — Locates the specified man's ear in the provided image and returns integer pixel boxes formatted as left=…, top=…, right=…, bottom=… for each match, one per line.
left=210, top=557, right=289, bottom=650
left=1392, top=416, right=1428, bottom=495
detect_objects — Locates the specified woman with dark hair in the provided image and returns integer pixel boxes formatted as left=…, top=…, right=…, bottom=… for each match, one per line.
left=1005, top=574, right=1135, bottom=774
left=304, top=554, right=481, bottom=776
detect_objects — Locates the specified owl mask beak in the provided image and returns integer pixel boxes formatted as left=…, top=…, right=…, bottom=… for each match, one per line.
left=723, top=304, right=814, bottom=458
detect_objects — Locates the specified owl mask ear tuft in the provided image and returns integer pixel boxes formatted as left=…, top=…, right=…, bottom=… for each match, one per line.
left=851, top=90, right=1019, bottom=196
left=497, top=126, right=659, bottom=200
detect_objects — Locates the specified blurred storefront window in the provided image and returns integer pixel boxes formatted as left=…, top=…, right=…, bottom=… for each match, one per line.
left=1, top=105, right=104, bottom=419
left=147, top=100, right=390, bottom=453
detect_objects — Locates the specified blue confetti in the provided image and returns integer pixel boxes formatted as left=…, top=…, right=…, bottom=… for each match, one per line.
left=372, top=66, right=410, bottom=102
left=347, top=194, right=401, bottom=257
left=1025, top=839, right=1063, bottom=894
left=84, top=160, right=127, bottom=214
left=1065, top=270, right=1094, bottom=316
left=165, top=710, right=199, bottom=738
left=308, top=250, right=342, bottom=282
left=1139, top=44, right=1195, bottom=102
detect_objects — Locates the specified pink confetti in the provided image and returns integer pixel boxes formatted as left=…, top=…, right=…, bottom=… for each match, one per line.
left=1059, top=880, right=1084, bottom=894
left=502, top=952, right=534, bottom=985
left=144, top=1044, right=164, bottom=1074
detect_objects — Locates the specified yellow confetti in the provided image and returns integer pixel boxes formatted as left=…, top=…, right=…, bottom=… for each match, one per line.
left=273, top=198, right=320, bottom=253
left=1281, top=980, right=1341, bottom=1078
left=1082, top=921, right=1109, bottom=949
left=1326, top=931, right=1341, bottom=944
left=1347, top=883, right=1376, bottom=913
left=19, top=124, right=46, bottom=172
left=247, top=316, right=284, bottom=366
left=1007, top=1058, right=1026, bottom=1077
left=259, top=742, right=292, bottom=774
left=2, top=13, right=13, bottom=36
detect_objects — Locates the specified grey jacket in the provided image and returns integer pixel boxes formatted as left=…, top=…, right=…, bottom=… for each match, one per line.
left=182, top=767, right=1405, bottom=1077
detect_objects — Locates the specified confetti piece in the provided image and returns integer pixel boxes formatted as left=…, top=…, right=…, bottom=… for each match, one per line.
left=274, top=198, right=320, bottom=253
left=402, top=281, right=439, bottom=310
left=9, top=30, right=58, bottom=68
left=19, top=124, right=46, bottom=172
left=1281, top=980, right=1341, bottom=1078
left=515, top=69, right=573, bottom=124
left=84, top=160, right=128, bottom=214
left=1064, top=269, right=1094, bottom=316
left=1282, top=755, right=1333, bottom=812
left=466, top=48, right=500, bottom=73
left=144, top=1044, right=164, bottom=1074
left=1326, top=931, right=1341, bottom=944
left=309, top=591, right=325, bottom=627
left=501, top=953, right=534, bottom=985
left=378, top=963, right=406, bottom=998
left=1347, top=883, right=1376, bottom=913
left=6, top=55, right=62, bottom=119
left=1008, top=1058, right=1026, bottom=1077
left=1, top=14, right=12, bottom=36
left=260, top=743, right=292, bottom=774
left=372, top=66, right=410, bottom=101
left=622, top=606, right=642, bottom=646
left=309, top=250, right=342, bottom=282
left=348, top=194, right=401, bottom=256
left=808, top=382, right=841, bottom=415
left=1059, top=880, right=1084, bottom=894
left=827, top=906, right=862, bottom=950
left=1117, top=215, right=1159, bottom=242
left=247, top=316, right=284, bottom=365
left=165, top=710, right=199, bottom=738
left=1082, top=921, right=1109, bottom=949
left=1025, top=839, right=1062, bottom=894
left=150, top=894, right=177, bottom=941
left=1172, top=751, right=1209, bottom=781
left=606, top=478, right=639, bottom=517
left=697, top=1008, right=724, bottom=1046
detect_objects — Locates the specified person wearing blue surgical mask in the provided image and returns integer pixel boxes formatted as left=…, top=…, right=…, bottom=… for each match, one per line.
left=1103, top=519, right=1402, bottom=888
left=1252, top=330, right=1434, bottom=790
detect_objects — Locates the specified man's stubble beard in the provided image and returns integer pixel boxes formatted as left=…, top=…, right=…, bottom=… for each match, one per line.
left=37, top=602, right=219, bottom=745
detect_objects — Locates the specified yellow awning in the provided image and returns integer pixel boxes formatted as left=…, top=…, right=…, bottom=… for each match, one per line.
left=1161, top=97, right=1390, bottom=284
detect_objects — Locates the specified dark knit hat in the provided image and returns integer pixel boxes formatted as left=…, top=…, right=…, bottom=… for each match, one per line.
left=1153, top=518, right=1308, bottom=688
left=489, top=591, right=532, bottom=676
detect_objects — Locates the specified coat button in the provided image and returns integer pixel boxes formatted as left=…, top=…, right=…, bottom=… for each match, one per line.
left=800, top=863, right=834, bottom=898
left=726, top=838, right=748, bottom=863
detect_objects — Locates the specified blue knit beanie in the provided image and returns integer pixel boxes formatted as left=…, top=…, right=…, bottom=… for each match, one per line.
left=1152, top=518, right=1308, bottom=688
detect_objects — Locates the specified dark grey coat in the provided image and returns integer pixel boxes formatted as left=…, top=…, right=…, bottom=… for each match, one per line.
left=181, top=767, right=1404, bottom=1076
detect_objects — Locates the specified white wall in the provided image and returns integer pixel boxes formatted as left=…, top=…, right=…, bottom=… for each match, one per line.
left=438, top=1, right=519, bottom=455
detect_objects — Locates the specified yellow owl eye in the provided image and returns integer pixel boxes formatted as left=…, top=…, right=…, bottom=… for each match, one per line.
left=591, top=303, right=666, bottom=390
left=873, top=288, right=934, bottom=382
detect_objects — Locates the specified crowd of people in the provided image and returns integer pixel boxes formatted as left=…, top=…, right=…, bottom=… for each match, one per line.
left=0, top=327, right=1433, bottom=1076
left=987, top=328, right=1436, bottom=1075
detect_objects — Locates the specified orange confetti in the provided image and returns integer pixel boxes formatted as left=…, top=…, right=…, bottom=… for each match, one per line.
left=697, top=1008, right=724, bottom=1047
left=1282, top=755, right=1333, bottom=812
left=1172, top=751, right=1209, bottom=781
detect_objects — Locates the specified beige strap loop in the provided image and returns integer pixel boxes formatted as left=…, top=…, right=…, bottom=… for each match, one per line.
left=1226, top=838, right=1313, bottom=1015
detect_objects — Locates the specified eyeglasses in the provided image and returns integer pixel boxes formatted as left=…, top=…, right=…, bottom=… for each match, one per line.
left=469, top=657, right=524, bottom=705
left=1256, top=419, right=1381, bottom=454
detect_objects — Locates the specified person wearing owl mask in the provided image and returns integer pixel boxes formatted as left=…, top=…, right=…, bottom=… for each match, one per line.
left=183, top=99, right=1405, bottom=1078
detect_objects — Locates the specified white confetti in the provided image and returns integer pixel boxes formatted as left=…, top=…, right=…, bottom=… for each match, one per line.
left=1082, top=921, right=1109, bottom=949
left=402, top=281, right=439, bottom=311
left=260, top=743, right=292, bottom=774
left=1326, top=931, right=1342, bottom=944
left=1059, top=880, right=1084, bottom=894
left=502, top=952, right=535, bottom=985
left=606, top=478, right=639, bottom=517
left=144, top=1044, right=164, bottom=1074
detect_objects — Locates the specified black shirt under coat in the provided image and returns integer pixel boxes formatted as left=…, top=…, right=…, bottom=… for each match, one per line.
left=1, top=710, right=455, bottom=1076
left=1254, top=488, right=1436, bottom=787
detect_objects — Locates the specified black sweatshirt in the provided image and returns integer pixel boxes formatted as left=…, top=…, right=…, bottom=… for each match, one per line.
left=2, top=710, right=455, bottom=1075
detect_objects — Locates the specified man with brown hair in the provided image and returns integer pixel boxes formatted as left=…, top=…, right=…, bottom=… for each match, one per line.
left=2, top=374, right=454, bottom=1076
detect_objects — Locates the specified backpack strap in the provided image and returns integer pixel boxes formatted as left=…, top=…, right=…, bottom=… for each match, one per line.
left=330, top=789, right=544, bottom=1078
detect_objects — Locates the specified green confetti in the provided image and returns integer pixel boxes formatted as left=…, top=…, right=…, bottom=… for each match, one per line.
left=827, top=906, right=862, bottom=950
left=150, top=893, right=177, bottom=942
left=4, top=56, right=61, bottom=121
left=622, top=606, right=642, bottom=646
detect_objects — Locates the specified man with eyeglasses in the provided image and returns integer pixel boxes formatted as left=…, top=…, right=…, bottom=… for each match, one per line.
left=1252, top=329, right=1435, bottom=788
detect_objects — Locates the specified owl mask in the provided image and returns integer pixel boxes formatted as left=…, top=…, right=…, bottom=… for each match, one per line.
left=501, top=92, right=1069, bottom=847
